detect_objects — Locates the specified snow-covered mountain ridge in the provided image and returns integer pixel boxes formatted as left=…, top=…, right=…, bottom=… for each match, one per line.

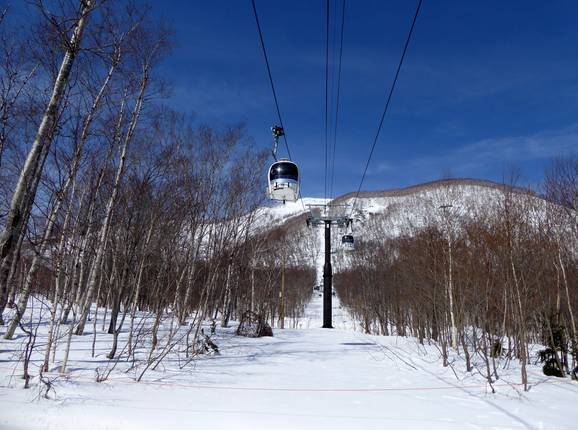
left=256, top=178, right=541, bottom=233
left=253, top=178, right=552, bottom=274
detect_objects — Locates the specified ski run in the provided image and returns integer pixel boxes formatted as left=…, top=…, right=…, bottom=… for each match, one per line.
left=1, top=294, right=577, bottom=430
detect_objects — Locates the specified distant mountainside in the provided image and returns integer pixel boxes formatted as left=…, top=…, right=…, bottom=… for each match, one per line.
left=253, top=178, right=549, bottom=278
left=256, top=178, right=541, bottom=230
left=332, top=178, right=538, bottom=202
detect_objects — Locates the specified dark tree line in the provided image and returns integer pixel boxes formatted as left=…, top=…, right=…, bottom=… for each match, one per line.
left=0, top=0, right=314, bottom=385
left=337, top=162, right=578, bottom=390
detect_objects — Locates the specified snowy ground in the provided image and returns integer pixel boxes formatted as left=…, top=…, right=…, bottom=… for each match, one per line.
left=1, top=295, right=578, bottom=430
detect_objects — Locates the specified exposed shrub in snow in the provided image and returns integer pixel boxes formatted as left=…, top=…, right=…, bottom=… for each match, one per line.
left=196, top=329, right=219, bottom=355
left=236, top=311, right=273, bottom=338
left=539, top=348, right=564, bottom=377
left=538, top=321, right=570, bottom=377
left=491, top=340, right=502, bottom=358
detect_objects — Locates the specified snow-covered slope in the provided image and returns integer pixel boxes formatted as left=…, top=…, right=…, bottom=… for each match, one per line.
left=255, top=178, right=548, bottom=272
left=252, top=197, right=329, bottom=231
left=2, top=295, right=577, bottom=430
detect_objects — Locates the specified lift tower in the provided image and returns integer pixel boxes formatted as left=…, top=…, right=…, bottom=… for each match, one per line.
left=306, top=204, right=352, bottom=328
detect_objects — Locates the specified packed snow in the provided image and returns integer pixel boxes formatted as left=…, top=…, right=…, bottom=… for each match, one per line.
left=253, top=197, right=329, bottom=230
left=1, top=293, right=577, bottom=430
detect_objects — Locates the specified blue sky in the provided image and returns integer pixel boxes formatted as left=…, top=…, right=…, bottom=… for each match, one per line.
left=12, top=0, right=578, bottom=198
left=155, top=0, right=578, bottom=198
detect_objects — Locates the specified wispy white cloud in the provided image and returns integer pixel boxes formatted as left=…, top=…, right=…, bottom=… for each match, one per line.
left=369, top=125, right=578, bottom=181
left=366, top=161, right=396, bottom=175
left=168, top=79, right=271, bottom=119
left=438, top=125, right=578, bottom=167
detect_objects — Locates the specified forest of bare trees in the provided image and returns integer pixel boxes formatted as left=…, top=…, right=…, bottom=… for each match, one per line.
left=337, top=163, right=578, bottom=390
left=1, top=0, right=577, bottom=397
left=0, top=0, right=314, bottom=386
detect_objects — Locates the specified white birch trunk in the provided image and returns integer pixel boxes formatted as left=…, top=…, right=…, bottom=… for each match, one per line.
left=76, top=67, right=149, bottom=335
left=0, top=0, right=93, bottom=319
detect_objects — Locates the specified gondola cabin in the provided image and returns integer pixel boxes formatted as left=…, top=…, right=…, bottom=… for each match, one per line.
left=342, top=234, right=354, bottom=250
left=267, top=159, right=299, bottom=202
